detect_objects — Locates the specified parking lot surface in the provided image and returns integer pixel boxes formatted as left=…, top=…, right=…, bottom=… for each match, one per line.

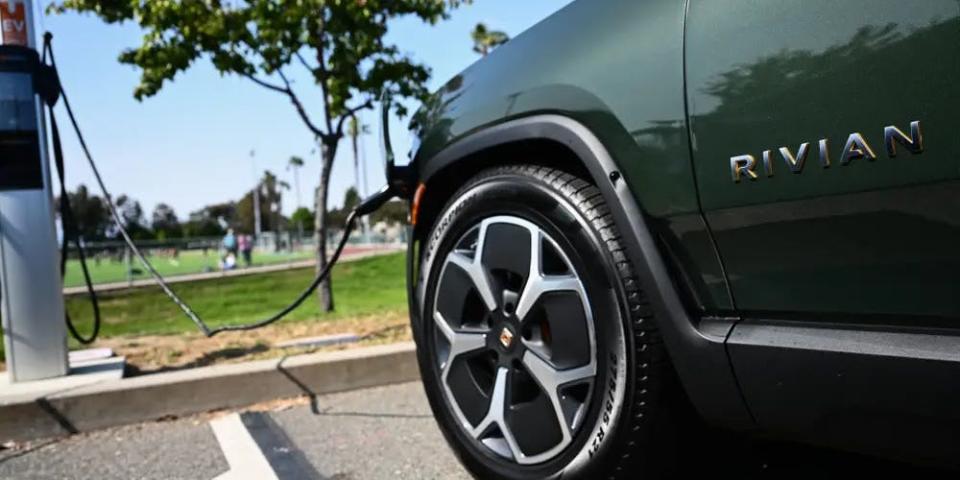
left=0, top=382, right=466, bottom=480
left=0, top=381, right=952, bottom=479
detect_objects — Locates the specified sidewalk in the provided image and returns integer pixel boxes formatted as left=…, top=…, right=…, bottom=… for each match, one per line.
left=63, top=245, right=404, bottom=296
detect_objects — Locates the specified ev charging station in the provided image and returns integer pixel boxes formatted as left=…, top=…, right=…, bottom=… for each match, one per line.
left=0, top=0, right=70, bottom=383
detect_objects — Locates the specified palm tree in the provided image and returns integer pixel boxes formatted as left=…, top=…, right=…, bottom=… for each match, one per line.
left=287, top=156, right=305, bottom=209
left=347, top=116, right=371, bottom=239
left=471, top=23, right=509, bottom=56
left=287, top=155, right=306, bottom=241
left=259, top=170, right=289, bottom=251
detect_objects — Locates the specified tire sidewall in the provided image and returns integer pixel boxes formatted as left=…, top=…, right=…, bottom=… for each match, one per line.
left=414, top=170, right=636, bottom=479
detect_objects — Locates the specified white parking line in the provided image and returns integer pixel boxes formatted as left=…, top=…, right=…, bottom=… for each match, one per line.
left=210, top=413, right=279, bottom=480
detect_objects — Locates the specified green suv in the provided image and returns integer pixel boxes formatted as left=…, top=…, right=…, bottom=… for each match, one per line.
left=401, top=0, right=960, bottom=478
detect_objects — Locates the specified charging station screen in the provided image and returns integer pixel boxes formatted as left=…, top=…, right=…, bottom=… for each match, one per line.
left=0, top=71, right=43, bottom=190
left=0, top=72, right=35, bottom=130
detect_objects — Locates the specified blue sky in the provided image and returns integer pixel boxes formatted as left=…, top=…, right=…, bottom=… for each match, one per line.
left=41, top=1, right=574, bottom=220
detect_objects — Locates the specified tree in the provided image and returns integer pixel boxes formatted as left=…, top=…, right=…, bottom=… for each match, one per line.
left=327, top=187, right=361, bottom=229
left=471, top=23, right=509, bottom=56
left=347, top=116, right=370, bottom=197
left=185, top=202, right=235, bottom=238
left=61, top=184, right=111, bottom=240
left=151, top=203, right=182, bottom=239
left=371, top=199, right=409, bottom=226
left=290, top=207, right=314, bottom=233
left=237, top=170, right=288, bottom=235
left=347, top=115, right=370, bottom=237
left=287, top=155, right=305, bottom=209
left=53, top=0, right=467, bottom=311
left=114, top=194, right=152, bottom=240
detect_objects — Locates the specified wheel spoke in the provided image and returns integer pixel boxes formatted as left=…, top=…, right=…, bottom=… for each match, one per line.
left=516, top=274, right=582, bottom=322
left=515, top=228, right=579, bottom=321
left=447, top=224, right=498, bottom=312
left=522, top=350, right=596, bottom=441
left=469, top=367, right=525, bottom=462
left=435, top=311, right=487, bottom=369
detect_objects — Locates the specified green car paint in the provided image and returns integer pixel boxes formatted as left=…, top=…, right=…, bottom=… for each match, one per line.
left=412, top=0, right=960, bottom=319
left=687, top=0, right=960, bottom=318
left=412, top=0, right=735, bottom=313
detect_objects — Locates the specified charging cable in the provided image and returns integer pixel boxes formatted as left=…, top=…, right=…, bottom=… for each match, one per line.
left=41, top=33, right=398, bottom=338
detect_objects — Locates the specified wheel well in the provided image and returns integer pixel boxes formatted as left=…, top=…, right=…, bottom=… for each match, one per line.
left=414, top=138, right=591, bottom=242
left=412, top=135, right=706, bottom=322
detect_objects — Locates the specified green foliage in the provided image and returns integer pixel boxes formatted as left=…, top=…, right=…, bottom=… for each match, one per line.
left=115, top=194, right=153, bottom=240
left=60, top=184, right=111, bottom=240
left=343, top=186, right=361, bottom=211
left=52, top=0, right=468, bottom=128
left=151, top=203, right=182, bottom=239
left=327, top=186, right=360, bottom=227
left=471, top=22, right=509, bottom=56
left=290, top=206, right=314, bottom=231
left=236, top=169, right=289, bottom=233
left=186, top=202, right=234, bottom=238
left=371, top=199, right=408, bottom=225
left=50, top=0, right=468, bottom=308
left=347, top=115, right=370, bottom=139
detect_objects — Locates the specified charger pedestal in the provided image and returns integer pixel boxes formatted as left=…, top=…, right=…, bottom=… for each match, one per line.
left=0, top=0, right=70, bottom=383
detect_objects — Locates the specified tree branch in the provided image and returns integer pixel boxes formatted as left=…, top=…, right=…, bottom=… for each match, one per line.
left=243, top=68, right=325, bottom=138
left=294, top=51, right=316, bottom=71
left=335, top=99, right=374, bottom=137
left=276, top=69, right=327, bottom=138
left=242, top=73, right=288, bottom=94
left=295, top=50, right=334, bottom=136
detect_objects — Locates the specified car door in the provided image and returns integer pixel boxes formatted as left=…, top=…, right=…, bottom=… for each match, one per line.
left=686, top=0, right=960, bottom=320
left=684, top=0, right=960, bottom=462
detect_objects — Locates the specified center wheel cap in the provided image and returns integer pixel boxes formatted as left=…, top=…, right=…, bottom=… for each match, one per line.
left=499, top=326, right=515, bottom=348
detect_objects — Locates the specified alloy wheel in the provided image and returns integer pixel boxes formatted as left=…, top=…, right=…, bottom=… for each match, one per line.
left=431, top=215, right=597, bottom=465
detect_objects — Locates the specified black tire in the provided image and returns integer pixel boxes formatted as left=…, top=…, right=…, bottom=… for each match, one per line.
left=413, top=165, right=682, bottom=479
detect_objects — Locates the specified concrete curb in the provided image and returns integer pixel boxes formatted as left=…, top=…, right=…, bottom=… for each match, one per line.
left=0, top=342, right=419, bottom=443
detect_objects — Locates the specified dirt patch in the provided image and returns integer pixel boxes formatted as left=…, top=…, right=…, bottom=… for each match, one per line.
left=95, top=310, right=411, bottom=374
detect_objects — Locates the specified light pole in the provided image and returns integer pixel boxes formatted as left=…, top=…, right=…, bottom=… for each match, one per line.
left=250, top=149, right=261, bottom=240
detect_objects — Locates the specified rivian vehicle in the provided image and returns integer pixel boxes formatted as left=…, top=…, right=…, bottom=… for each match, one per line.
left=401, top=0, right=960, bottom=478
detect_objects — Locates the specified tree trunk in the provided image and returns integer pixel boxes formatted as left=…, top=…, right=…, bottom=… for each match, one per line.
left=315, top=137, right=338, bottom=312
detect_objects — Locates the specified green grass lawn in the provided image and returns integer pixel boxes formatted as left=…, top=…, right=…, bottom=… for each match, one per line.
left=62, top=248, right=315, bottom=287
left=1, top=252, right=407, bottom=362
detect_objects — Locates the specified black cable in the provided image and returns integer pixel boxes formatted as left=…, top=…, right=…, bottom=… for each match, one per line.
left=206, top=210, right=359, bottom=335
left=39, top=35, right=101, bottom=344
left=51, top=112, right=101, bottom=344
left=41, top=33, right=376, bottom=338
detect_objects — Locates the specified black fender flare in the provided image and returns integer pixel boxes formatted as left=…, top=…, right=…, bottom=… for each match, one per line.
left=408, top=114, right=754, bottom=430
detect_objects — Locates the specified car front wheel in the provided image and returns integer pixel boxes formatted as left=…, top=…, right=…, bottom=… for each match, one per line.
left=414, top=165, right=684, bottom=479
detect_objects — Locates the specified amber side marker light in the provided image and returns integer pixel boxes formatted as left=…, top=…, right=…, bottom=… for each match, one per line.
left=410, top=183, right=426, bottom=226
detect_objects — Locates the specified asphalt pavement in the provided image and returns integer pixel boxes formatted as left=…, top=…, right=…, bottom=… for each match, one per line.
left=0, top=381, right=953, bottom=479
left=0, top=382, right=467, bottom=480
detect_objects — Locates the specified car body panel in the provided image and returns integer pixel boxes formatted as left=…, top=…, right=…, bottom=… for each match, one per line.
left=686, top=0, right=960, bottom=317
left=407, top=0, right=960, bottom=466
left=412, top=0, right=733, bottom=312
